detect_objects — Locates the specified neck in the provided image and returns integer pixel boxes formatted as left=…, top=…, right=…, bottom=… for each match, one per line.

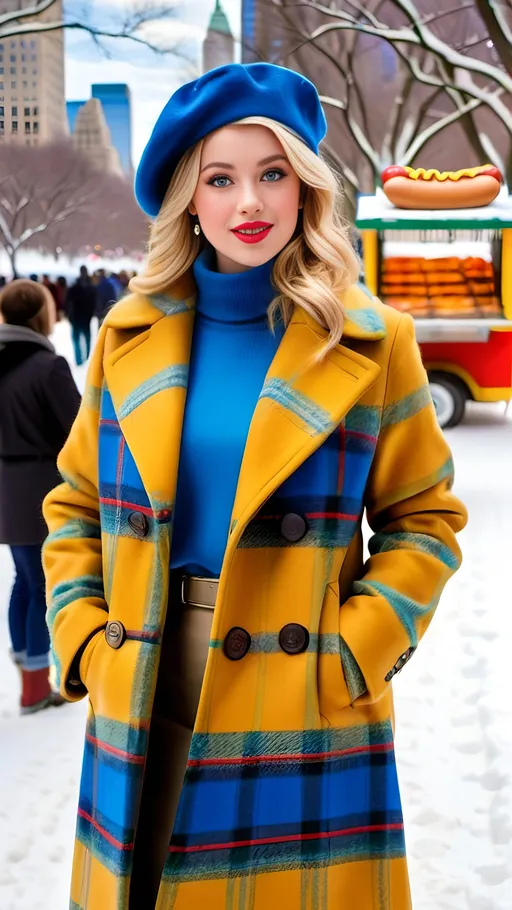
left=192, top=246, right=277, bottom=324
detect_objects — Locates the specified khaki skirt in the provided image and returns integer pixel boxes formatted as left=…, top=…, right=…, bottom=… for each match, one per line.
left=129, top=572, right=214, bottom=909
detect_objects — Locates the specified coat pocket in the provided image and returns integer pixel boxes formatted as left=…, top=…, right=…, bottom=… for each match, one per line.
left=317, top=581, right=352, bottom=723
left=79, top=628, right=106, bottom=694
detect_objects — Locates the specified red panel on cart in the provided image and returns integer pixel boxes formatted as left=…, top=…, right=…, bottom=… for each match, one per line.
left=420, top=332, right=512, bottom=388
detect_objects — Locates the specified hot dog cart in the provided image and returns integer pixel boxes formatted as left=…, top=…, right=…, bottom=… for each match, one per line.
left=355, top=189, right=512, bottom=427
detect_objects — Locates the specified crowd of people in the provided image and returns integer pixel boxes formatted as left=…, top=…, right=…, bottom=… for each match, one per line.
left=0, top=266, right=135, bottom=365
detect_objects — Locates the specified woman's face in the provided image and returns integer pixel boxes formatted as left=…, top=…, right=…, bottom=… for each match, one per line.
left=189, top=124, right=302, bottom=274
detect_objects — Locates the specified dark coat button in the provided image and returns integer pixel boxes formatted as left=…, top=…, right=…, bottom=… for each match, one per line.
left=105, top=621, right=126, bottom=649
left=279, top=623, right=309, bottom=654
left=223, top=627, right=251, bottom=661
left=128, top=511, right=149, bottom=537
left=280, top=513, right=308, bottom=543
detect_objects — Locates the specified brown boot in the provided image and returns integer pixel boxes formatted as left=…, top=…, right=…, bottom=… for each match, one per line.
left=20, top=667, right=66, bottom=715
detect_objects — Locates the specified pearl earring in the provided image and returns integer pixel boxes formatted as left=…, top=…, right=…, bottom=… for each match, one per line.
left=194, top=221, right=201, bottom=236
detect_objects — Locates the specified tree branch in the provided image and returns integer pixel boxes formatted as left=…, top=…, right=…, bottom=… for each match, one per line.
left=474, top=0, right=512, bottom=72
left=280, top=0, right=512, bottom=94
left=0, top=2, right=191, bottom=61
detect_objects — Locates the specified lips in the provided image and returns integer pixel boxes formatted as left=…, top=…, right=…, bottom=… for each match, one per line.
left=231, top=222, right=273, bottom=244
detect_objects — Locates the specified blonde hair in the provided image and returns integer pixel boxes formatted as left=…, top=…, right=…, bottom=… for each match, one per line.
left=130, top=116, right=360, bottom=360
left=0, top=279, right=55, bottom=336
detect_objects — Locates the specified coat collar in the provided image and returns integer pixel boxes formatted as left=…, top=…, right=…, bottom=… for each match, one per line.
left=106, top=273, right=386, bottom=342
left=103, top=274, right=383, bottom=549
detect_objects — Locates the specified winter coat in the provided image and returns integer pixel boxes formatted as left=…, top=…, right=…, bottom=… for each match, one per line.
left=43, top=276, right=467, bottom=910
left=66, top=280, right=97, bottom=328
left=0, top=324, right=80, bottom=545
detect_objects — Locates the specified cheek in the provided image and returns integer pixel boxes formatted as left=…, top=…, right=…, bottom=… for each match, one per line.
left=274, top=181, right=301, bottom=219
left=194, top=189, right=231, bottom=226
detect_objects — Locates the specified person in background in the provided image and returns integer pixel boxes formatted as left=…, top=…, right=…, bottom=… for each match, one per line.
left=42, top=274, right=59, bottom=308
left=108, top=271, right=124, bottom=299
left=54, top=276, right=68, bottom=322
left=94, top=268, right=118, bottom=326
left=66, top=265, right=97, bottom=366
left=0, top=279, right=81, bottom=714
left=118, top=270, right=130, bottom=295
left=0, top=276, right=6, bottom=289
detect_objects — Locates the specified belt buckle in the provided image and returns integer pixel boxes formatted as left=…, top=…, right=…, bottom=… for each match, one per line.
left=181, top=575, right=218, bottom=610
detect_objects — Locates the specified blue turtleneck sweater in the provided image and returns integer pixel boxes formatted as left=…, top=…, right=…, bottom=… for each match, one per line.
left=170, top=248, right=284, bottom=577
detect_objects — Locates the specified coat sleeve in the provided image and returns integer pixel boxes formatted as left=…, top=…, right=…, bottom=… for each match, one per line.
left=42, top=325, right=108, bottom=701
left=339, top=313, right=467, bottom=706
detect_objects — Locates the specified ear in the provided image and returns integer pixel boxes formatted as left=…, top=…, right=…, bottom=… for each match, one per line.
left=188, top=202, right=197, bottom=216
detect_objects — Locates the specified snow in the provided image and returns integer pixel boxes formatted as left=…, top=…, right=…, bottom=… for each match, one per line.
left=1, top=321, right=512, bottom=909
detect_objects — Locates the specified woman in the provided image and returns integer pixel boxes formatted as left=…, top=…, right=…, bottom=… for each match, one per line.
left=0, top=279, right=80, bottom=713
left=43, top=63, right=467, bottom=910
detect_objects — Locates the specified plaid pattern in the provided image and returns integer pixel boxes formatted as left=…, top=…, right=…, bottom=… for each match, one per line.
left=42, top=279, right=466, bottom=910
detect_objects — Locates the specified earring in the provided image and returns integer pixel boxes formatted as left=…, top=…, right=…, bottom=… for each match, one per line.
left=194, top=221, right=201, bottom=236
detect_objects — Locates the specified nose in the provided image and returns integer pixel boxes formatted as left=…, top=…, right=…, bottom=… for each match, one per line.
left=237, top=181, right=264, bottom=216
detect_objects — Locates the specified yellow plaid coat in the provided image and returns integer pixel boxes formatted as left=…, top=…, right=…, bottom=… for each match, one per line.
left=43, top=274, right=466, bottom=910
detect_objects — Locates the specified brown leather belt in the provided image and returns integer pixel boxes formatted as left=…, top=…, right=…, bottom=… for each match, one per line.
left=181, top=575, right=219, bottom=610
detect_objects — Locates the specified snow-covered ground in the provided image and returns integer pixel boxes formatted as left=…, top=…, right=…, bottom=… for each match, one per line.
left=1, top=320, right=511, bottom=909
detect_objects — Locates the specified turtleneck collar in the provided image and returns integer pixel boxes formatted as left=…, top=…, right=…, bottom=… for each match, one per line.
left=192, top=246, right=277, bottom=324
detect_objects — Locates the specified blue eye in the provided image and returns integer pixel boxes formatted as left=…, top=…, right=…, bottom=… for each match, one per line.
left=263, top=169, right=286, bottom=181
left=208, top=175, right=232, bottom=188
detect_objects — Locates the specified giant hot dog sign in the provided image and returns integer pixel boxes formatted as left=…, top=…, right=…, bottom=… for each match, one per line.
left=381, top=164, right=503, bottom=210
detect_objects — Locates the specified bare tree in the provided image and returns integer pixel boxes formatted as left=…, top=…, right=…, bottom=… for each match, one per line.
left=0, top=0, right=192, bottom=62
left=40, top=175, right=149, bottom=262
left=0, top=141, right=147, bottom=275
left=255, top=0, right=512, bottom=205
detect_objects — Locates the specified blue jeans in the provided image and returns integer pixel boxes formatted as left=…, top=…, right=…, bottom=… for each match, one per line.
left=8, top=545, right=50, bottom=670
left=72, top=325, right=91, bottom=366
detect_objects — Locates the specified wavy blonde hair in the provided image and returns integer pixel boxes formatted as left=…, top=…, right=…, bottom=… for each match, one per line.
left=130, top=116, right=360, bottom=359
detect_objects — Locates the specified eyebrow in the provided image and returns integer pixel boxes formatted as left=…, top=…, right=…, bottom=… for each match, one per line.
left=200, top=154, right=288, bottom=174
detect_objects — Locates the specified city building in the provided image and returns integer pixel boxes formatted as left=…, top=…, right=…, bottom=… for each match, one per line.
left=202, top=0, right=234, bottom=73
left=72, top=98, right=123, bottom=176
left=66, top=99, right=83, bottom=134
left=67, top=84, right=133, bottom=177
left=0, top=0, right=68, bottom=144
left=91, top=84, right=132, bottom=176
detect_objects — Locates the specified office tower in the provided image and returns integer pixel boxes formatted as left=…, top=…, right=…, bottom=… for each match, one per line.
left=202, top=0, right=234, bottom=73
left=0, top=0, right=67, bottom=144
left=72, top=98, right=123, bottom=176
left=91, top=83, right=133, bottom=176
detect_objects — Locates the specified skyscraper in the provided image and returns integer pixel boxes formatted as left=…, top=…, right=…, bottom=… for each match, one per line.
left=72, top=98, right=123, bottom=176
left=202, top=0, right=234, bottom=73
left=91, top=84, right=133, bottom=176
left=0, top=0, right=67, bottom=144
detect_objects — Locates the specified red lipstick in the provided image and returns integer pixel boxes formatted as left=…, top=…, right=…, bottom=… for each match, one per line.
left=231, top=221, right=273, bottom=244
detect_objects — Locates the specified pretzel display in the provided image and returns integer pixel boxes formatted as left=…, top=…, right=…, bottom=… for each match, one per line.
left=381, top=165, right=503, bottom=209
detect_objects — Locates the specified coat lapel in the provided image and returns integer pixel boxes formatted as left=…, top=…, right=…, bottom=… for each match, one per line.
left=102, top=277, right=384, bottom=531
left=103, top=277, right=196, bottom=514
left=227, top=292, right=383, bottom=548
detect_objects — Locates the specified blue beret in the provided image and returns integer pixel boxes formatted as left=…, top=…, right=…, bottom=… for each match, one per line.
left=135, top=62, right=327, bottom=218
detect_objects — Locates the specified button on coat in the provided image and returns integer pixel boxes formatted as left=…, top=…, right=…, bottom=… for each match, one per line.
left=105, top=621, right=126, bottom=649
left=223, top=627, right=251, bottom=661
left=279, top=623, right=310, bottom=654
left=128, top=511, right=150, bottom=538
left=280, top=513, right=308, bottom=542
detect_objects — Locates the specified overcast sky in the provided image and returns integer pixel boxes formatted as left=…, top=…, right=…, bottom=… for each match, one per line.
left=65, top=0, right=241, bottom=165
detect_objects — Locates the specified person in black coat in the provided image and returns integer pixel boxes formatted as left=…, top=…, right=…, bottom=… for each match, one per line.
left=0, top=279, right=81, bottom=713
left=66, top=266, right=97, bottom=365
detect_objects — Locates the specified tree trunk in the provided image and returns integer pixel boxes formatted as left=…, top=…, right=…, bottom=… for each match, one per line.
left=474, top=0, right=512, bottom=75
left=7, top=246, right=18, bottom=279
